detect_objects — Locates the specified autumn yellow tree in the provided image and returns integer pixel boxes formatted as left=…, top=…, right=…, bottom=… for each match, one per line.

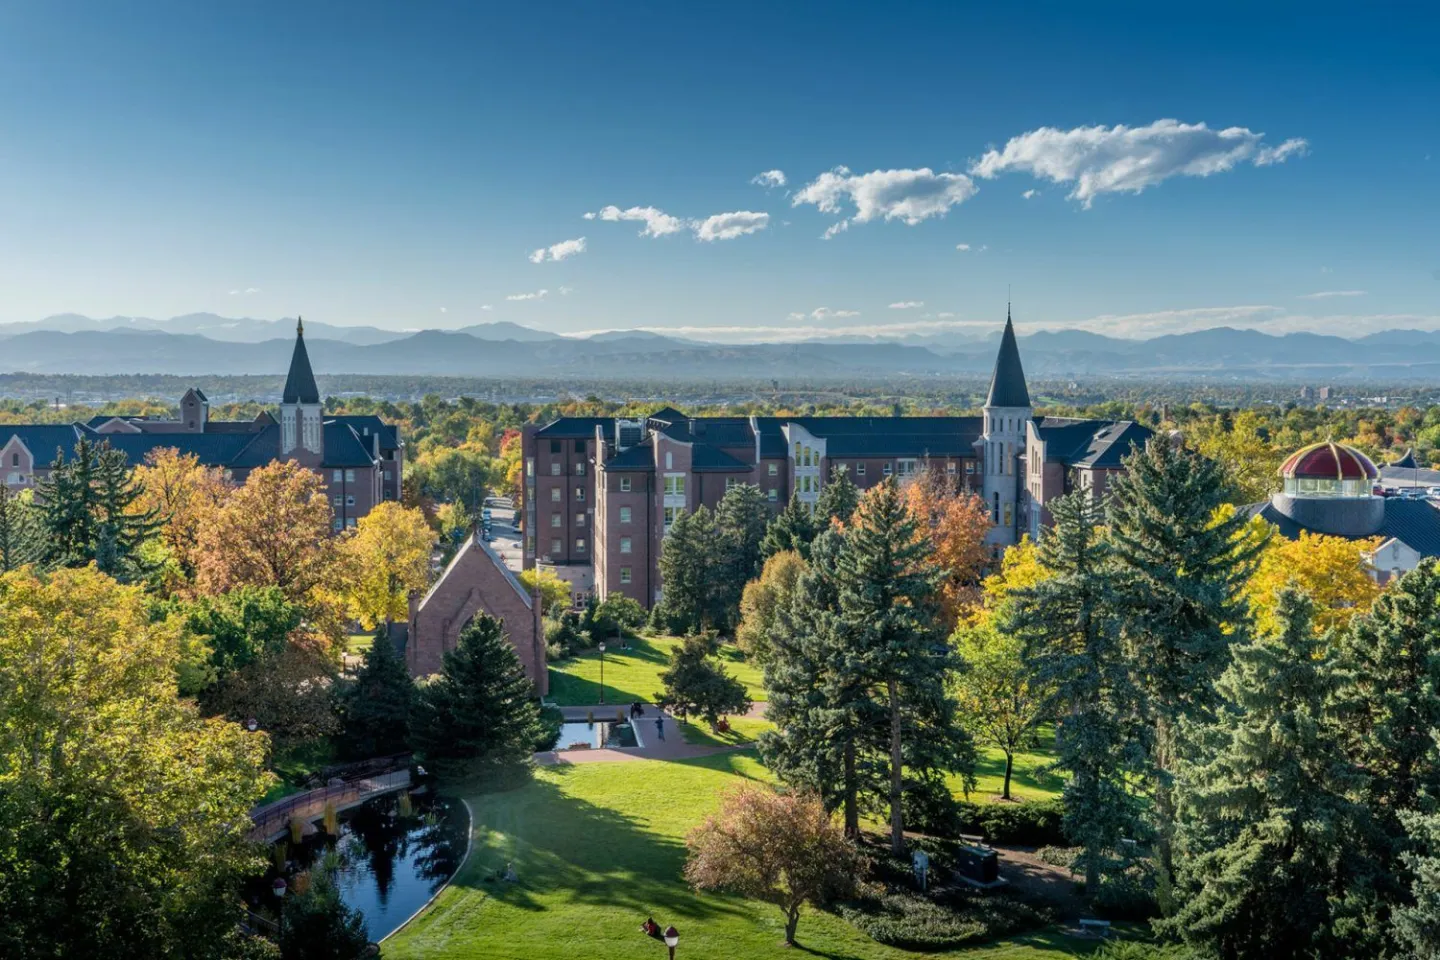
left=519, top=566, right=571, bottom=615
left=195, top=460, right=335, bottom=608
left=903, top=467, right=992, bottom=629
left=978, top=534, right=1050, bottom=613
left=735, top=549, right=806, bottom=662
left=1245, top=525, right=1381, bottom=636
left=336, top=501, right=437, bottom=629
left=131, top=446, right=230, bottom=587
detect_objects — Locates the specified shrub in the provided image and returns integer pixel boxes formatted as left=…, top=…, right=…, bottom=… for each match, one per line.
left=902, top=775, right=967, bottom=838
left=1035, top=845, right=1081, bottom=869
left=1093, top=863, right=1160, bottom=921
left=836, top=892, right=1048, bottom=950
left=534, top=705, right=564, bottom=751
left=951, top=798, right=1067, bottom=847
left=592, top=595, right=646, bottom=639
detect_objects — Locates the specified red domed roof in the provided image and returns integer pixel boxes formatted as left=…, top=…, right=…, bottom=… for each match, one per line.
left=1279, top=440, right=1378, bottom=481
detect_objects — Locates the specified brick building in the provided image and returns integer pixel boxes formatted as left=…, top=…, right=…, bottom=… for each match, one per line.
left=520, top=311, right=1151, bottom=608
left=0, top=319, right=403, bottom=529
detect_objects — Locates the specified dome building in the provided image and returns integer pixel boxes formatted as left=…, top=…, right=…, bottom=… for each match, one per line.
left=1243, top=440, right=1440, bottom=583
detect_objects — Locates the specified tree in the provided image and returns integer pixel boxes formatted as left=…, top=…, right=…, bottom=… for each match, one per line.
left=336, top=502, right=437, bottom=629
left=654, top=506, right=725, bottom=633
left=591, top=594, right=646, bottom=641
left=1163, top=590, right=1367, bottom=959
left=761, top=491, right=816, bottom=560
left=414, top=445, right=496, bottom=513
left=1007, top=490, right=1144, bottom=891
left=834, top=478, right=971, bottom=855
left=1396, top=804, right=1440, bottom=958
left=518, top=566, right=571, bottom=616
left=0, top=566, right=272, bottom=960
left=196, top=460, right=335, bottom=606
left=715, top=483, right=772, bottom=624
left=173, top=585, right=304, bottom=680
left=815, top=465, right=860, bottom=527
left=336, top=630, right=415, bottom=759
left=735, top=549, right=806, bottom=663
left=903, top=467, right=992, bottom=629
left=952, top=620, right=1052, bottom=801
left=660, top=633, right=751, bottom=726
left=1189, top=409, right=1282, bottom=504
left=277, top=867, right=371, bottom=960
left=0, top=485, right=44, bottom=572
left=685, top=784, right=864, bottom=946
left=131, top=447, right=229, bottom=585
left=1106, top=438, right=1262, bottom=887
left=35, top=436, right=158, bottom=581
left=1246, top=526, right=1381, bottom=637
left=205, top=640, right=341, bottom=746
left=411, top=613, right=543, bottom=781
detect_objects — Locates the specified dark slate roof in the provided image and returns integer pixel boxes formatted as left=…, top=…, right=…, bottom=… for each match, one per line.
left=1243, top=498, right=1440, bottom=557
left=331, top=414, right=400, bottom=450
left=323, top=421, right=380, bottom=468
left=690, top=443, right=753, bottom=473
left=229, top=425, right=283, bottom=468
left=93, top=431, right=261, bottom=468
left=535, top=417, right=610, bottom=439
left=1392, top=449, right=1418, bottom=469
left=986, top=312, right=1031, bottom=408
left=1035, top=418, right=1151, bottom=468
left=688, top=417, right=754, bottom=447
left=605, top=437, right=656, bottom=470
left=282, top=321, right=321, bottom=404
left=2, top=425, right=86, bottom=463
left=788, top=416, right=984, bottom=458
left=754, top=418, right=790, bottom=458
left=646, top=406, right=687, bottom=424
left=1381, top=463, right=1440, bottom=487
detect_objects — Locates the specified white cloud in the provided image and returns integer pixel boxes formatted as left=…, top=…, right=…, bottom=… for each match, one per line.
left=587, top=205, right=687, bottom=237
left=1072, top=304, right=1285, bottom=336
left=506, top=289, right=549, bottom=301
left=750, top=169, right=787, bottom=188
left=821, top=221, right=849, bottom=240
left=792, top=166, right=979, bottom=234
left=955, top=243, right=971, bottom=251
left=529, top=237, right=587, bottom=263
left=559, top=285, right=573, bottom=296
left=228, top=287, right=261, bottom=295
left=1299, top=290, right=1366, bottom=299
left=439, top=307, right=447, bottom=313
left=1022, top=189, right=1039, bottom=200
left=694, top=210, right=770, bottom=242
left=481, top=304, right=494, bottom=311
left=956, top=243, right=987, bottom=252
left=889, top=301, right=924, bottom=310
left=970, top=119, right=1308, bottom=208
left=786, top=307, right=862, bottom=322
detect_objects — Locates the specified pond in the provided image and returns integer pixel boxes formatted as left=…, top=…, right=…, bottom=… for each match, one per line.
left=254, top=788, right=469, bottom=942
left=553, top=719, right=640, bottom=750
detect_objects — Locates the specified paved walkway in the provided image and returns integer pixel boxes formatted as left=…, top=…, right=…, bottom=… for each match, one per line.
left=535, top=707, right=751, bottom=765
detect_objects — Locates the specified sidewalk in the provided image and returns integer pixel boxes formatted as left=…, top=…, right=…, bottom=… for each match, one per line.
left=536, top=707, right=750, bottom=765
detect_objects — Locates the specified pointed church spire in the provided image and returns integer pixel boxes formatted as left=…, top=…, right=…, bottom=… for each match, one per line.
left=282, top=315, right=320, bottom=404
left=985, top=307, right=1031, bottom=408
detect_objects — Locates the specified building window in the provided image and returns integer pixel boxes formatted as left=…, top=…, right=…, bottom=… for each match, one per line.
left=383, top=469, right=392, bottom=481
left=966, top=461, right=975, bottom=474
left=663, top=506, right=682, bottom=528
left=768, top=462, right=778, bottom=476
left=576, top=538, right=586, bottom=552
left=575, top=439, right=586, bottom=453
left=526, top=459, right=534, bottom=477
left=768, top=488, right=778, bottom=502
left=898, top=459, right=916, bottom=477
left=575, top=487, right=585, bottom=502
left=620, top=477, right=632, bottom=492
left=550, top=440, right=561, bottom=454
left=550, top=538, right=562, bottom=555
left=576, top=462, right=586, bottom=476
left=550, top=487, right=561, bottom=502
left=883, top=462, right=893, bottom=477
left=1003, top=503, right=1012, bottom=527
left=620, top=536, right=632, bottom=554
left=576, top=513, right=585, bottom=527
left=664, top=475, right=686, bottom=497
left=620, top=566, right=632, bottom=584
left=333, top=517, right=343, bottom=531
left=346, top=469, right=355, bottom=483
left=794, top=441, right=801, bottom=461
left=384, top=491, right=394, bottom=500
left=333, top=496, right=342, bottom=507
left=332, top=469, right=342, bottom=482
left=345, top=495, right=355, bottom=507
left=993, top=492, right=1000, bottom=523
left=665, top=451, right=674, bottom=469
left=947, top=461, right=956, bottom=475
left=856, top=463, right=866, bottom=476
left=619, top=506, right=632, bottom=523
left=550, top=462, right=561, bottom=476
left=551, top=513, right=562, bottom=528
left=346, top=517, right=357, bottom=529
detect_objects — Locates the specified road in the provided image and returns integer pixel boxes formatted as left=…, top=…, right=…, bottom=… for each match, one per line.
left=484, top=504, right=524, bottom=573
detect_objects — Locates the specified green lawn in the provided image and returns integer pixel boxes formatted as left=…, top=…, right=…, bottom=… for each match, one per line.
left=385, top=754, right=1115, bottom=960
left=345, top=632, right=374, bottom=655
left=960, top=740, right=1066, bottom=803
left=679, top=716, right=775, bottom=747
left=548, top=634, right=767, bottom=706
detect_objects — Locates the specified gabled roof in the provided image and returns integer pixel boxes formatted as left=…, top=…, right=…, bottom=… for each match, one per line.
left=985, top=310, right=1031, bottom=409
left=787, top=416, right=984, bottom=458
left=0, top=425, right=86, bottom=463
left=1243, top=498, right=1440, bottom=558
left=646, top=406, right=687, bottom=424
left=322, top=421, right=380, bottom=468
left=282, top=318, right=321, bottom=404
left=1035, top=418, right=1151, bottom=468
left=535, top=417, right=609, bottom=439
left=330, top=414, right=400, bottom=450
left=605, top=436, right=656, bottom=470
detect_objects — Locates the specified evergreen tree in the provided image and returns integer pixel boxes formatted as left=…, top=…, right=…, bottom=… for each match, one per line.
left=1396, top=803, right=1440, bottom=958
left=337, top=629, right=415, bottom=759
left=659, top=633, right=751, bottom=725
left=35, top=437, right=158, bottom=581
left=655, top=506, right=725, bottom=633
left=277, top=867, right=370, bottom=960
left=1106, top=437, right=1262, bottom=887
left=815, top=465, right=859, bottom=527
left=762, top=491, right=816, bottom=560
left=833, top=478, right=971, bottom=855
left=715, top=483, right=772, bottom=625
left=1163, top=589, right=1367, bottom=959
left=1007, top=490, right=1144, bottom=891
left=0, top=485, right=44, bottom=572
left=411, top=613, right=542, bottom=781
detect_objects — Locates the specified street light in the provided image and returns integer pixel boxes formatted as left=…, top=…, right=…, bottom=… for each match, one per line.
left=663, top=925, right=679, bottom=960
left=246, top=717, right=259, bottom=733
left=597, top=642, right=607, bottom=704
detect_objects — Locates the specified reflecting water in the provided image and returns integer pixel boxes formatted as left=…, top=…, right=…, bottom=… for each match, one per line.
left=553, top=720, right=639, bottom=749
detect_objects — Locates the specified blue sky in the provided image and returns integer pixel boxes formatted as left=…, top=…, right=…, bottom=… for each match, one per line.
left=0, top=1, right=1435, bottom=341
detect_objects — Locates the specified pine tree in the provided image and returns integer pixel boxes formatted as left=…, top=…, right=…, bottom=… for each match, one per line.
left=655, top=506, right=725, bottom=633
left=1106, top=437, right=1262, bottom=886
left=762, top=491, right=816, bottom=560
left=1396, top=805, right=1440, bottom=958
left=35, top=437, right=158, bottom=581
left=0, top=485, right=45, bottom=572
left=833, top=478, right=971, bottom=855
left=411, top=613, right=543, bottom=781
left=1007, top=490, right=1144, bottom=891
left=815, top=465, right=859, bottom=527
left=659, top=633, right=751, bottom=725
left=715, top=483, right=772, bottom=626
left=1163, top=589, right=1367, bottom=959
left=337, top=629, right=415, bottom=759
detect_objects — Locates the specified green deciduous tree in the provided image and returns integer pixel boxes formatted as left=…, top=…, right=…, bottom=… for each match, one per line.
left=736, top=549, right=806, bottom=663
left=411, top=613, right=542, bottom=781
left=660, top=633, right=751, bottom=725
left=0, top=485, right=44, bottom=572
left=952, top=620, right=1052, bottom=801
left=336, top=630, right=415, bottom=760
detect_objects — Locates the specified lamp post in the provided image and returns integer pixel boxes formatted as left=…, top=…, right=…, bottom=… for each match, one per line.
left=663, top=925, right=679, bottom=960
left=597, top=642, right=607, bottom=704
left=245, top=717, right=259, bottom=733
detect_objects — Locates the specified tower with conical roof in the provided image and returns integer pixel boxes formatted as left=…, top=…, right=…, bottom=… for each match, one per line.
left=978, top=306, right=1032, bottom=547
left=280, top=316, right=324, bottom=462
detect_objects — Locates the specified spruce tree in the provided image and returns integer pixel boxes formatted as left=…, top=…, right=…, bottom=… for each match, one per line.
left=659, top=633, right=751, bottom=725
left=761, top=491, right=816, bottom=560
left=0, top=485, right=44, bottom=572
left=1163, top=589, right=1366, bottom=959
left=35, top=437, right=158, bottom=581
left=337, top=630, right=415, bottom=759
left=411, top=613, right=543, bottom=781
left=715, top=483, right=772, bottom=625
left=1007, top=489, right=1144, bottom=891
left=833, top=477, right=971, bottom=855
left=815, top=465, right=859, bottom=527
left=1396, top=804, right=1440, bottom=958
left=1106, top=437, right=1262, bottom=886
left=655, top=506, right=725, bottom=633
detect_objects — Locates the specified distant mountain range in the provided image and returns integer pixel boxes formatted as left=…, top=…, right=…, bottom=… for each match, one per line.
left=4, top=313, right=1440, bottom=381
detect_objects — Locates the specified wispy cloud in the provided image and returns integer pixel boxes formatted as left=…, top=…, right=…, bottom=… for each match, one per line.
left=1298, top=290, right=1366, bottom=299
left=694, top=211, right=770, bottom=242
left=584, top=205, right=687, bottom=237
left=786, top=307, right=862, bottom=322
left=792, top=166, right=978, bottom=236
left=439, top=307, right=447, bottom=313
left=506, top=289, right=549, bottom=301
left=970, top=119, right=1308, bottom=208
left=228, top=287, right=261, bottom=295
left=1073, top=304, right=1284, bottom=336
left=1021, top=189, right=1039, bottom=200
left=480, top=304, right=494, bottom=311
left=750, top=169, right=786, bottom=189
left=529, top=237, right=587, bottom=263
left=889, top=301, right=924, bottom=310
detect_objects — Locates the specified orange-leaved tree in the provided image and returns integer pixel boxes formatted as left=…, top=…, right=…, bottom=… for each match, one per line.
left=131, top=447, right=230, bottom=589
left=903, top=466, right=991, bottom=630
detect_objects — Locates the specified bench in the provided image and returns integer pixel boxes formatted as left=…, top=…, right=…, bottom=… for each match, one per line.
left=959, top=833, right=988, bottom=849
left=1079, top=918, right=1111, bottom=938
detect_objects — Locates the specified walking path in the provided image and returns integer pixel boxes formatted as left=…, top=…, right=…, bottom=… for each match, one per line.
left=535, top=706, right=752, bottom=765
left=248, top=768, right=412, bottom=842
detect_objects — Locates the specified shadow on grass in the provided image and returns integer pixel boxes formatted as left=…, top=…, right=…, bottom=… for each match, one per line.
left=547, top=637, right=671, bottom=706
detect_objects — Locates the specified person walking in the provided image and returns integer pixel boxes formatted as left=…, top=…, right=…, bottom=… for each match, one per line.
left=655, top=716, right=665, bottom=741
